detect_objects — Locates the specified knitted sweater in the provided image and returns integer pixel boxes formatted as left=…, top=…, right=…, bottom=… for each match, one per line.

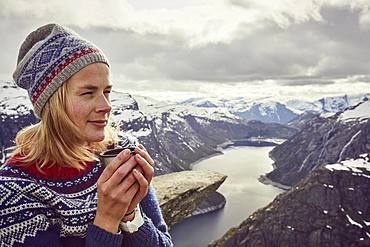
left=0, top=154, right=173, bottom=247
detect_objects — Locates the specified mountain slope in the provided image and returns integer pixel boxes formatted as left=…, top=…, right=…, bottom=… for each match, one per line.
left=210, top=154, right=370, bottom=247
left=265, top=100, right=370, bottom=186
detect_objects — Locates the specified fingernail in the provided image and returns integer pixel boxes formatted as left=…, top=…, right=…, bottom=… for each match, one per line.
left=133, top=169, right=138, bottom=174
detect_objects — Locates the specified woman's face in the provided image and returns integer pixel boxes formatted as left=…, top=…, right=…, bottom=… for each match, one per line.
left=65, top=63, right=112, bottom=144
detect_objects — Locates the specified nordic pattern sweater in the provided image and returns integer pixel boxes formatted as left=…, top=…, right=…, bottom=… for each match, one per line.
left=0, top=154, right=173, bottom=247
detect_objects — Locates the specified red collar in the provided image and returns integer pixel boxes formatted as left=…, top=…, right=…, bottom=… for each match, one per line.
left=6, top=153, right=96, bottom=180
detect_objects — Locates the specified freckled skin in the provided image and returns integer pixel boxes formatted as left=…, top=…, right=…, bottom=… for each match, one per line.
left=65, top=63, right=112, bottom=144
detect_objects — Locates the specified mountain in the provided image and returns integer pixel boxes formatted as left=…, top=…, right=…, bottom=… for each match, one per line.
left=233, top=101, right=298, bottom=124
left=264, top=100, right=370, bottom=187
left=286, top=93, right=369, bottom=114
left=180, top=94, right=369, bottom=125
left=0, top=81, right=296, bottom=175
left=318, top=94, right=369, bottom=113
left=210, top=154, right=370, bottom=247
left=209, top=99, right=370, bottom=246
left=286, top=111, right=319, bottom=130
left=180, top=97, right=299, bottom=124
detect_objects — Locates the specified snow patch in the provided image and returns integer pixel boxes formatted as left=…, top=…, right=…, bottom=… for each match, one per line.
left=286, top=225, right=295, bottom=230
left=325, top=154, right=370, bottom=175
left=346, top=215, right=363, bottom=228
left=338, top=101, right=370, bottom=123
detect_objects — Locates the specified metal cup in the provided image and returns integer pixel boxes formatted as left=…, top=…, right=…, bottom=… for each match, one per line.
left=99, top=144, right=136, bottom=167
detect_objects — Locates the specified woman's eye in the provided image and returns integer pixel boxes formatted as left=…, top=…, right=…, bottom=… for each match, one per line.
left=81, top=92, right=93, bottom=95
left=104, top=91, right=111, bottom=95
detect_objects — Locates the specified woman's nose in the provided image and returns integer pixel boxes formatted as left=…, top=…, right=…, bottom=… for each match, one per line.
left=96, top=95, right=112, bottom=113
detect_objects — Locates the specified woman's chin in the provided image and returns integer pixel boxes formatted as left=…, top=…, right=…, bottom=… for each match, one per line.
left=85, top=135, right=105, bottom=143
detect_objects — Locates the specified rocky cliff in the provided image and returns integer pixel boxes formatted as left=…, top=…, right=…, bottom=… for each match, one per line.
left=152, top=170, right=227, bottom=228
left=286, top=111, right=319, bottom=131
left=209, top=154, right=370, bottom=247
left=265, top=100, right=370, bottom=186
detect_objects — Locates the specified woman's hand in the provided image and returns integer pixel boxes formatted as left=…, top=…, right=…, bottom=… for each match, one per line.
left=122, top=144, right=155, bottom=222
left=93, top=149, right=140, bottom=233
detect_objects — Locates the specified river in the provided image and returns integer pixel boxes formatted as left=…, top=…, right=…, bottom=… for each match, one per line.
left=169, top=145, right=285, bottom=247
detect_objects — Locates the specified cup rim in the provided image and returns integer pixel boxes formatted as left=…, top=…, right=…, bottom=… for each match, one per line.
left=99, top=147, right=126, bottom=157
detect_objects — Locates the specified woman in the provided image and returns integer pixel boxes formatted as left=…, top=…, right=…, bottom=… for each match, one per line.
left=0, top=23, right=173, bottom=247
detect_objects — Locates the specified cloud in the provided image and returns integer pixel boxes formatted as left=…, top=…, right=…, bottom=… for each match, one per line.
left=0, top=0, right=259, bottom=46
left=1, top=0, right=370, bottom=96
left=229, top=0, right=370, bottom=29
left=98, top=7, right=370, bottom=83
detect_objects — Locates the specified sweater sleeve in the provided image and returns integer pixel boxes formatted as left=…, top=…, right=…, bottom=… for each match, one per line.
left=121, top=185, right=173, bottom=247
left=4, top=222, right=124, bottom=247
left=85, top=223, right=123, bottom=247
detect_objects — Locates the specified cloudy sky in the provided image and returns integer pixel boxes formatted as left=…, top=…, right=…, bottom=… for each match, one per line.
left=1, top=0, right=370, bottom=102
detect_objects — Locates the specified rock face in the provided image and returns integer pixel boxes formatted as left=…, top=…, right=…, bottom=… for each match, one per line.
left=209, top=154, right=370, bottom=247
left=286, top=111, right=319, bottom=131
left=266, top=101, right=370, bottom=186
left=189, top=191, right=226, bottom=217
left=152, top=170, right=227, bottom=228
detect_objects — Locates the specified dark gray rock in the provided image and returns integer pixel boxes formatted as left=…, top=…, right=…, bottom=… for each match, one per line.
left=209, top=154, right=370, bottom=247
left=286, top=111, right=319, bottom=131
left=266, top=101, right=370, bottom=186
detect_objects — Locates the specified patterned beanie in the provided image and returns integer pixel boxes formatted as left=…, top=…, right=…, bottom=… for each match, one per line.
left=13, top=23, right=109, bottom=118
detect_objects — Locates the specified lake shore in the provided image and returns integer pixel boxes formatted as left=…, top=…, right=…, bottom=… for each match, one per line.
left=186, top=138, right=283, bottom=218
left=170, top=145, right=285, bottom=247
left=258, top=175, right=291, bottom=191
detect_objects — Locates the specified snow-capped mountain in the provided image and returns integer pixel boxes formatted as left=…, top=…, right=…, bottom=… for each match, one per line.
left=265, top=100, right=370, bottom=186
left=180, top=94, right=369, bottom=125
left=180, top=97, right=299, bottom=124
left=233, top=101, right=297, bottom=124
left=286, top=93, right=369, bottom=114
left=0, top=80, right=296, bottom=174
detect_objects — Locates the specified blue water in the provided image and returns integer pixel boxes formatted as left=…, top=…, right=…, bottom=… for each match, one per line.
left=170, top=146, right=284, bottom=247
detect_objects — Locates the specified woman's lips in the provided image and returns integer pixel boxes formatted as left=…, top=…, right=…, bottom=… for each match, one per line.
left=88, top=120, right=107, bottom=127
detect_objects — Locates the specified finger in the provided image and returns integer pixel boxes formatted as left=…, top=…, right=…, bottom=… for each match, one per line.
left=105, top=156, right=138, bottom=189
left=98, top=149, right=131, bottom=184
left=132, top=164, right=144, bottom=175
left=119, top=179, right=140, bottom=206
left=134, top=154, right=154, bottom=184
left=134, top=147, right=155, bottom=166
left=130, top=169, right=149, bottom=204
left=138, top=144, right=146, bottom=151
left=110, top=173, right=137, bottom=202
left=109, top=174, right=135, bottom=201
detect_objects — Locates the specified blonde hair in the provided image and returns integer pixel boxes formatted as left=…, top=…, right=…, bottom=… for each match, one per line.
left=11, top=82, right=118, bottom=170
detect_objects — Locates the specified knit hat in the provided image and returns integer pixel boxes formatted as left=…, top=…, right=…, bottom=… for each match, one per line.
left=13, top=23, right=109, bottom=118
